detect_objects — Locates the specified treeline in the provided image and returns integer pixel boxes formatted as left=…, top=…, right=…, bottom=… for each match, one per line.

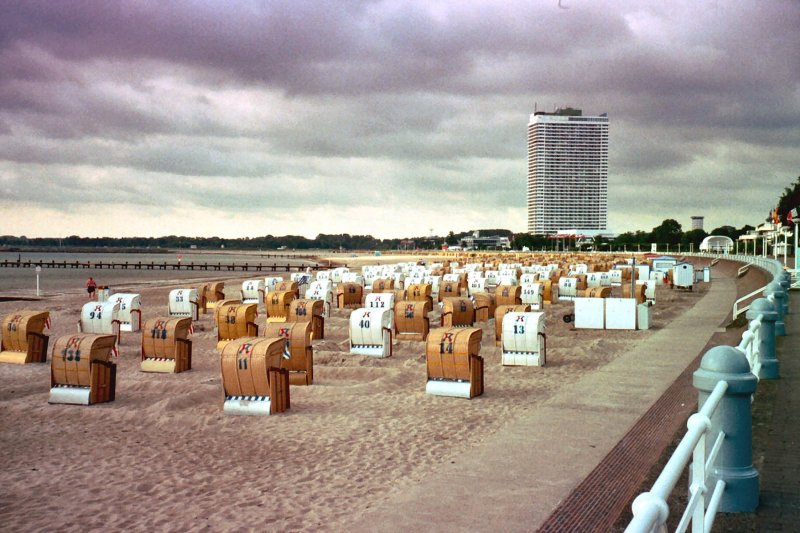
left=0, top=233, right=419, bottom=251
left=512, top=219, right=756, bottom=252
left=4, top=176, right=796, bottom=253
left=0, top=220, right=752, bottom=253
left=776, top=175, right=800, bottom=225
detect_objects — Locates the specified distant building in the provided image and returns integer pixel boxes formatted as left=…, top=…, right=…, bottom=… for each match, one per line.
left=691, top=216, right=704, bottom=231
left=527, top=108, right=609, bottom=234
left=699, top=235, right=733, bottom=253
left=549, top=228, right=616, bottom=250
left=459, top=231, right=511, bottom=250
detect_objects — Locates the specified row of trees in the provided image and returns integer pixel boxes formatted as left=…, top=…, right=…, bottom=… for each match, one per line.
left=0, top=221, right=750, bottom=253
left=776, top=176, right=800, bottom=225
left=511, top=220, right=755, bottom=253
left=4, top=176, right=797, bottom=253
left=0, top=233, right=402, bottom=251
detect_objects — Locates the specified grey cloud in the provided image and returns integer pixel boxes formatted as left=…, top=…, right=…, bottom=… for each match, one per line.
left=0, top=2, right=366, bottom=86
left=609, top=122, right=715, bottom=174
left=0, top=0, right=798, bottom=236
left=1, top=173, right=146, bottom=208
left=0, top=1, right=635, bottom=95
left=612, top=142, right=692, bottom=173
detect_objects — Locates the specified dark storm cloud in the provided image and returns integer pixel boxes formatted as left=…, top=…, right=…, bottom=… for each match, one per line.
left=0, top=0, right=798, bottom=236
left=0, top=1, right=632, bottom=93
left=0, top=2, right=361, bottom=81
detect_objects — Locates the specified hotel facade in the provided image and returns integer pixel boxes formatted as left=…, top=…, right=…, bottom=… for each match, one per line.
left=526, top=108, right=609, bottom=235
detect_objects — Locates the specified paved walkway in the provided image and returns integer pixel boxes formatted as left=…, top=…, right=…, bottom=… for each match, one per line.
left=753, top=294, right=800, bottom=530
left=350, top=278, right=737, bottom=532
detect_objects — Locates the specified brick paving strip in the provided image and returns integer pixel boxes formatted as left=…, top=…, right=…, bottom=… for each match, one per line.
left=538, top=345, right=702, bottom=532
left=348, top=278, right=737, bottom=532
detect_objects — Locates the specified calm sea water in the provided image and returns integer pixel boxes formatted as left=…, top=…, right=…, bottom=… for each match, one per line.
left=0, top=251, right=319, bottom=295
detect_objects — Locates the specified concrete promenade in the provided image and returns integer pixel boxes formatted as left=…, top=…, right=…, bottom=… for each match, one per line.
left=350, top=276, right=738, bottom=532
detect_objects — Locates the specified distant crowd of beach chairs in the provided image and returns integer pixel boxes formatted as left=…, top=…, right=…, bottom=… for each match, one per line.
left=1, top=252, right=707, bottom=414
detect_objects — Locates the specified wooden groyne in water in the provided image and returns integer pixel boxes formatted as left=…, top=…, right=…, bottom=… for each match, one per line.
left=0, top=259, right=330, bottom=272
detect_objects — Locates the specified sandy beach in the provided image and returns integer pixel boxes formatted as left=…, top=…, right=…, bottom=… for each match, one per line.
left=0, top=254, right=752, bottom=531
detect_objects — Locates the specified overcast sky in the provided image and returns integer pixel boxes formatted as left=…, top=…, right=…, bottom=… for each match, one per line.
left=1, top=0, right=798, bottom=239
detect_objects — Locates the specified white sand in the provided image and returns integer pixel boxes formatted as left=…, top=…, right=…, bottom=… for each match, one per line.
left=0, top=256, right=716, bottom=531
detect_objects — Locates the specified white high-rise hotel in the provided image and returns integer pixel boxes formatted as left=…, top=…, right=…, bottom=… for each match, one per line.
left=527, top=108, right=608, bottom=234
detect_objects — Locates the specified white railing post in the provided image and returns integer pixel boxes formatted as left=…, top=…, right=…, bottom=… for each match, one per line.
left=688, top=414, right=709, bottom=533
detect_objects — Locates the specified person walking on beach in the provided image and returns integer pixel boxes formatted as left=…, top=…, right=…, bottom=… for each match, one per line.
left=86, top=277, right=97, bottom=300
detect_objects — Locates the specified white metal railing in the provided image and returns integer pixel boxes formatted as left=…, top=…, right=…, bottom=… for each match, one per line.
left=625, top=253, right=780, bottom=532
left=626, top=381, right=729, bottom=533
left=625, top=315, right=767, bottom=532
left=687, top=252, right=783, bottom=280
left=737, top=263, right=752, bottom=277
left=789, top=267, right=800, bottom=289
left=686, top=253, right=783, bottom=319
left=730, top=255, right=783, bottom=318
left=733, top=286, right=765, bottom=320
left=737, top=314, right=764, bottom=379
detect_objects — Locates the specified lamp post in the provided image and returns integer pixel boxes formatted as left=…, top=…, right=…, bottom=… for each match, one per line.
left=795, top=221, right=799, bottom=272
left=783, top=230, right=788, bottom=266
